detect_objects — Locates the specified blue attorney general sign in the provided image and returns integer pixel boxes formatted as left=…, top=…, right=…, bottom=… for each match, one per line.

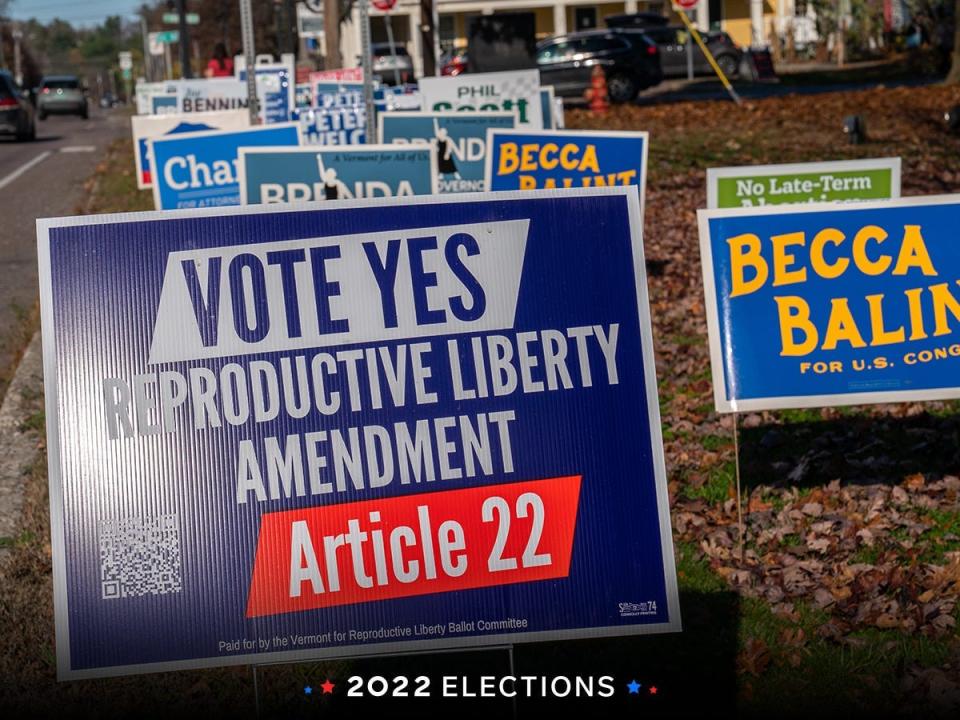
left=149, top=123, right=301, bottom=210
left=38, top=187, right=679, bottom=679
left=378, top=111, right=515, bottom=193
left=699, top=195, right=960, bottom=412
left=238, top=144, right=438, bottom=204
left=485, top=130, right=648, bottom=217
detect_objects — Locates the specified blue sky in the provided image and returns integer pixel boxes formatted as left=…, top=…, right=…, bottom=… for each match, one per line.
left=10, top=0, right=144, bottom=26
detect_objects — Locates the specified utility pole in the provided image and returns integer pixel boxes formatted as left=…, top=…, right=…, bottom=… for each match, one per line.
left=285, top=0, right=297, bottom=59
left=177, top=0, right=192, bottom=78
left=239, top=0, right=259, bottom=123
left=324, top=0, right=341, bottom=69
left=141, top=15, right=152, bottom=82
left=420, top=0, right=437, bottom=76
left=359, top=0, right=374, bottom=137
left=12, top=26, right=22, bottom=86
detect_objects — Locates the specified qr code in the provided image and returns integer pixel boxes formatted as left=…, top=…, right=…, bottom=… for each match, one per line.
left=99, top=514, right=183, bottom=600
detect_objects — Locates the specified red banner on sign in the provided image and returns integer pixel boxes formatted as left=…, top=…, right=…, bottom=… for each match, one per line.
left=246, top=476, right=581, bottom=618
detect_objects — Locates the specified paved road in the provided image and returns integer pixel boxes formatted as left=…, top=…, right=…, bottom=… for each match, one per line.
left=0, top=107, right=127, bottom=382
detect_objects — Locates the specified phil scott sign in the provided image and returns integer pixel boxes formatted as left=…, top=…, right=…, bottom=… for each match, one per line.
left=39, top=187, right=678, bottom=679
left=699, top=195, right=960, bottom=412
left=419, top=70, right=543, bottom=129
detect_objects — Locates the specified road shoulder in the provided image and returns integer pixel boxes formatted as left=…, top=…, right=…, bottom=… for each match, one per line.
left=0, top=331, right=43, bottom=557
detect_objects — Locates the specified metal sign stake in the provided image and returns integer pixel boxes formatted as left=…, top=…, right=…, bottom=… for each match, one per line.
left=359, top=0, right=376, bottom=142
left=733, top=412, right=745, bottom=562
left=240, top=0, right=259, bottom=124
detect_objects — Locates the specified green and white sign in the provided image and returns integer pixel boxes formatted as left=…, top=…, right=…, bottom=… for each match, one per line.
left=163, top=12, right=200, bottom=25
left=706, top=158, right=901, bottom=209
left=152, top=30, right=180, bottom=44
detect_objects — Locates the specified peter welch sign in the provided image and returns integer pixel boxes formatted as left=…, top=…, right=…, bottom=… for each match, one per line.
left=39, top=188, right=678, bottom=679
left=699, top=195, right=960, bottom=412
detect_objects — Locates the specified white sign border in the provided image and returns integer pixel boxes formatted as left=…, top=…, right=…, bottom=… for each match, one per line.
left=38, top=186, right=680, bottom=680
left=698, top=191, right=960, bottom=413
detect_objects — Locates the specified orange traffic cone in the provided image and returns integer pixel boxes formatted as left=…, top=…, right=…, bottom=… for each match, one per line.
left=584, top=65, right=609, bottom=114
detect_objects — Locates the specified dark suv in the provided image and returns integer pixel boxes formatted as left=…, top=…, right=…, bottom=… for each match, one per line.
left=536, top=29, right=662, bottom=104
left=0, top=71, right=36, bottom=141
left=641, top=26, right=741, bottom=78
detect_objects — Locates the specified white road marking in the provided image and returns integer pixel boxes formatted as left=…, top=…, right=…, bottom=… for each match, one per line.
left=59, top=146, right=96, bottom=153
left=0, top=151, right=52, bottom=191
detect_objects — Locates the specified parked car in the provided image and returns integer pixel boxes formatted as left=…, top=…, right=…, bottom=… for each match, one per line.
left=366, top=42, right=414, bottom=86
left=642, top=26, right=742, bottom=78
left=440, top=46, right=469, bottom=76
left=0, top=70, right=36, bottom=141
left=536, top=28, right=662, bottom=103
left=37, top=75, right=88, bottom=119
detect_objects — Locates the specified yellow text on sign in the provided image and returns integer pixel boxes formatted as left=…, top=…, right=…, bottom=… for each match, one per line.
left=722, top=223, right=960, bottom=357
left=497, top=141, right=637, bottom=189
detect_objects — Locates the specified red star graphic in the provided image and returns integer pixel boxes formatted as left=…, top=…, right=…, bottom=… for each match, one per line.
left=321, top=679, right=336, bottom=694
left=649, top=686, right=658, bottom=695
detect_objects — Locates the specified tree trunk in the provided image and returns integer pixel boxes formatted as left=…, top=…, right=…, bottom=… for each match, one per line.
left=324, top=0, right=340, bottom=70
left=948, top=0, right=960, bottom=83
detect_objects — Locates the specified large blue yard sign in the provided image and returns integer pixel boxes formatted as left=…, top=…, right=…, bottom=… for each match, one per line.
left=149, top=123, right=301, bottom=210
left=378, top=111, right=515, bottom=193
left=699, top=195, right=960, bottom=411
left=39, top=187, right=679, bottom=679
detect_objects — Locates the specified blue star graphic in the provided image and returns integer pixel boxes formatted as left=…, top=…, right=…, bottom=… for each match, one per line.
left=627, top=680, right=641, bottom=694
left=304, top=685, right=313, bottom=695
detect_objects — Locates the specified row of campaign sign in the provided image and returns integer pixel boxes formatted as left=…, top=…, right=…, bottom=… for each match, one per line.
left=131, top=67, right=566, bottom=199
left=43, top=67, right=946, bottom=680
left=137, top=118, right=647, bottom=210
left=137, top=66, right=562, bottom=128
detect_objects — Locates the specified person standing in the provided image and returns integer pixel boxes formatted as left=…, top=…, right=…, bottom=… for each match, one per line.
left=205, top=42, right=234, bottom=78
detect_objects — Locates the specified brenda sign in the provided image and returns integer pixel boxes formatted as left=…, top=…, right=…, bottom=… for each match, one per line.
left=238, top=145, right=438, bottom=204
left=39, top=187, right=679, bottom=679
left=419, top=70, right=543, bottom=128
left=485, top=130, right=648, bottom=216
left=378, top=111, right=515, bottom=193
left=706, top=158, right=901, bottom=209
left=699, top=195, right=960, bottom=412
left=150, top=123, right=301, bottom=210
left=131, top=110, right=250, bottom=189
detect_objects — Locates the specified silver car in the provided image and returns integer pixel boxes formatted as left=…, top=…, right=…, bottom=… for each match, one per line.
left=37, top=75, right=88, bottom=120
left=367, top=42, right=414, bottom=86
